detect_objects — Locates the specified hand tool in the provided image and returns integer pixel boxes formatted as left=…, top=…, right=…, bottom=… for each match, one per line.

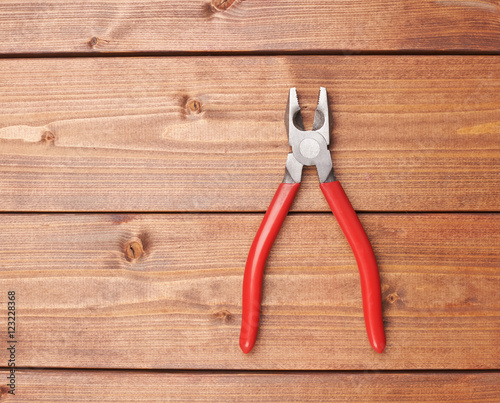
left=240, top=87, right=385, bottom=354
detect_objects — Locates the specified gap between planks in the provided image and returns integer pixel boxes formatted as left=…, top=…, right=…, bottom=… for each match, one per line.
left=2, top=50, right=500, bottom=59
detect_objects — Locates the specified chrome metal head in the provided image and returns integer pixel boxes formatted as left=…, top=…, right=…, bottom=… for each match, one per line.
left=285, top=87, right=330, bottom=145
left=283, top=87, right=335, bottom=184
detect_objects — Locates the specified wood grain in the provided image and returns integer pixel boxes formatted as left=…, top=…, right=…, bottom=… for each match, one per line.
left=0, top=213, right=498, bottom=370
left=1, top=56, right=499, bottom=212
left=2, top=370, right=499, bottom=402
left=0, top=1, right=499, bottom=54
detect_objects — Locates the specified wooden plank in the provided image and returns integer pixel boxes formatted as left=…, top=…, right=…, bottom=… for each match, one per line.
left=0, top=1, right=499, bottom=54
left=0, top=213, right=498, bottom=370
left=1, top=56, right=499, bottom=212
left=2, top=370, right=499, bottom=402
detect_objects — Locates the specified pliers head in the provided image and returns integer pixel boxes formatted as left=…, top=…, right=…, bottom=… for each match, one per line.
left=283, top=88, right=335, bottom=184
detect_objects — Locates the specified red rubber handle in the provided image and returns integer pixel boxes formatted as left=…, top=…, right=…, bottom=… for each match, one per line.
left=320, top=181, right=386, bottom=353
left=240, top=182, right=300, bottom=354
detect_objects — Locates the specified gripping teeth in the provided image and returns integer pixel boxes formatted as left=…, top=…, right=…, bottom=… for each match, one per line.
left=290, top=87, right=300, bottom=110
left=285, top=87, right=304, bottom=134
left=317, top=87, right=327, bottom=108
left=312, top=87, right=329, bottom=136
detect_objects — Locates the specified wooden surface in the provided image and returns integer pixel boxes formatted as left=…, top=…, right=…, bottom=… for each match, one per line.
left=1, top=1, right=500, bottom=54
left=1, top=1, right=499, bottom=401
left=0, top=213, right=498, bottom=370
left=2, top=370, right=498, bottom=402
left=1, top=56, right=499, bottom=212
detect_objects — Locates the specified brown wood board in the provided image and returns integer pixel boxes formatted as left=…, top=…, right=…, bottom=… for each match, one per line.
left=1, top=370, right=499, bottom=402
left=1, top=2, right=499, bottom=397
left=0, top=213, right=498, bottom=370
left=0, top=1, right=500, bottom=54
left=1, top=56, right=499, bottom=212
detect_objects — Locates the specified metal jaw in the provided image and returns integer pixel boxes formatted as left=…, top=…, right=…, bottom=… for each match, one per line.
left=283, top=87, right=336, bottom=184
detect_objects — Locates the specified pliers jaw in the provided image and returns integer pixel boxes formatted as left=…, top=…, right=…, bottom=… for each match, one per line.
left=283, top=87, right=335, bottom=184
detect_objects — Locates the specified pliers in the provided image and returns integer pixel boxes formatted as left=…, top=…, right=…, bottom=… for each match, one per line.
left=240, top=87, right=386, bottom=354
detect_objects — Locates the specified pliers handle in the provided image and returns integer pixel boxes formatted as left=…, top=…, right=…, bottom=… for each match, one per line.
left=240, top=88, right=385, bottom=354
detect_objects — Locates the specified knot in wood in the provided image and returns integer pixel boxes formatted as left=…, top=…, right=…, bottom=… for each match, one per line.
left=211, top=0, right=237, bottom=11
left=89, top=37, right=99, bottom=47
left=42, top=131, right=55, bottom=143
left=387, top=292, right=399, bottom=304
left=186, top=98, right=202, bottom=115
left=0, top=385, right=9, bottom=397
left=125, top=240, right=143, bottom=261
left=213, top=309, right=232, bottom=322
